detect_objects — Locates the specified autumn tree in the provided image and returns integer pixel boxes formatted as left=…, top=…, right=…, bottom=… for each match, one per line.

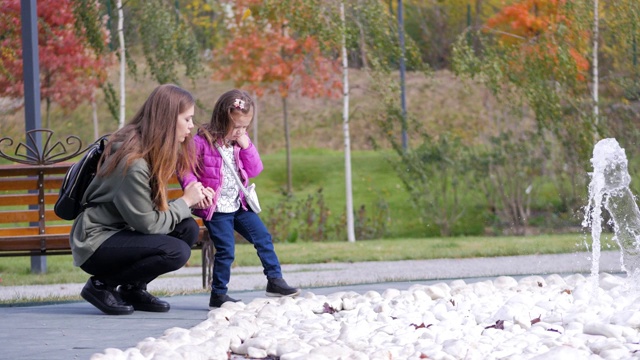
left=455, top=1, right=591, bottom=126
left=451, top=0, right=595, bottom=228
left=212, top=0, right=342, bottom=195
left=0, top=0, right=112, bottom=129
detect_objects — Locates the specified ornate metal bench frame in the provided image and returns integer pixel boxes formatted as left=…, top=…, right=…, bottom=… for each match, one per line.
left=0, top=129, right=93, bottom=165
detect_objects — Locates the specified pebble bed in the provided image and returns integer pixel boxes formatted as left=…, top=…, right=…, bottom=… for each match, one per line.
left=91, top=272, right=640, bottom=360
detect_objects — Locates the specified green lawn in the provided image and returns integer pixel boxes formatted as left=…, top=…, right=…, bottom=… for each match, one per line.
left=259, top=150, right=454, bottom=238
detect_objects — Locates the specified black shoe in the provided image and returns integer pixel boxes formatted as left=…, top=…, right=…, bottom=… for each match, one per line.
left=209, top=293, right=240, bottom=309
left=80, top=278, right=134, bottom=315
left=266, top=278, right=300, bottom=297
left=118, top=284, right=170, bottom=312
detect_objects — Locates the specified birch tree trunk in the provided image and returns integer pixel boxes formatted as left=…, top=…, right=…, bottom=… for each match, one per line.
left=117, top=0, right=126, bottom=128
left=341, top=2, right=356, bottom=242
left=593, top=0, right=599, bottom=131
left=281, top=23, right=293, bottom=195
left=252, top=91, right=259, bottom=150
left=282, top=96, right=292, bottom=195
left=92, top=89, right=98, bottom=140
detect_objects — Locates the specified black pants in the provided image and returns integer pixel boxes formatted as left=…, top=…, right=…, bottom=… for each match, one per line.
left=80, top=218, right=199, bottom=287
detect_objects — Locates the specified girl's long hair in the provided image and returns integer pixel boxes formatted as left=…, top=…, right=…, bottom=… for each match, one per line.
left=199, top=89, right=254, bottom=147
left=98, top=84, right=196, bottom=211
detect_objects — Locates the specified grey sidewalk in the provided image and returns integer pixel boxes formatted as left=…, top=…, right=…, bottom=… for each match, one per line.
left=0, top=251, right=624, bottom=360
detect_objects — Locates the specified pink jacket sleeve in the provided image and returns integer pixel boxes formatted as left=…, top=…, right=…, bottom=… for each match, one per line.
left=179, top=136, right=203, bottom=189
left=238, top=141, right=263, bottom=180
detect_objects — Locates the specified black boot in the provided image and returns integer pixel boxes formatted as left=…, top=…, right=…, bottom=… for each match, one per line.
left=118, top=284, right=170, bottom=312
left=81, top=278, right=134, bottom=315
left=266, top=278, right=301, bottom=297
left=209, top=293, right=240, bottom=309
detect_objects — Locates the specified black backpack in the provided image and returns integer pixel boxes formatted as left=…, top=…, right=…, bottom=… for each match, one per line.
left=54, top=135, right=109, bottom=220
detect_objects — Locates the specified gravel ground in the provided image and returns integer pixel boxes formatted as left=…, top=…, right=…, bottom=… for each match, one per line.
left=0, top=251, right=623, bottom=302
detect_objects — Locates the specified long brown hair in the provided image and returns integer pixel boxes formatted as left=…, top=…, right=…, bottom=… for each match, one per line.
left=98, top=84, right=197, bottom=211
left=199, top=89, right=254, bottom=146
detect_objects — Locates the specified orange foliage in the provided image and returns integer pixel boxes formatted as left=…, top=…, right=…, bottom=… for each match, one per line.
left=487, top=0, right=569, bottom=40
left=212, top=2, right=341, bottom=100
left=0, top=0, right=112, bottom=109
left=486, top=0, right=589, bottom=80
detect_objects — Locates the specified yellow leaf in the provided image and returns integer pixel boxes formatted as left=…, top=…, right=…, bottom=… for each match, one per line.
left=242, top=8, right=252, bottom=21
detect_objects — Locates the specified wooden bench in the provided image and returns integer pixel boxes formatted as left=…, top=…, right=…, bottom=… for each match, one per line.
left=0, top=129, right=213, bottom=288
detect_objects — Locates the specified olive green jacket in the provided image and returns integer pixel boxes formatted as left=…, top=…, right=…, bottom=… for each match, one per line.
left=69, top=158, right=191, bottom=266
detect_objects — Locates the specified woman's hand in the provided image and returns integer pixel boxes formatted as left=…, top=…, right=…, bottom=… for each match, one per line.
left=182, top=182, right=212, bottom=208
left=192, top=187, right=214, bottom=209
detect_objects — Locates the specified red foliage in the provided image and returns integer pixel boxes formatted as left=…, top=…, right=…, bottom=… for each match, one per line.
left=485, top=0, right=589, bottom=80
left=0, top=0, right=112, bottom=109
left=487, top=0, right=569, bottom=40
left=212, top=2, right=341, bottom=100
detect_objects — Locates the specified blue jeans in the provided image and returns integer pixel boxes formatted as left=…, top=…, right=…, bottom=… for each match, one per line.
left=204, top=209, right=282, bottom=294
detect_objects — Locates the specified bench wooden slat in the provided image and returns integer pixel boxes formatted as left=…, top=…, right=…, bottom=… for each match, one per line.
left=0, top=227, right=40, bottom=236
left=0, top=234, right=69, bottom=250
left=167, top=188, right=183, bottom=198
left=0, top=194, right=61, bottom=207
left=45, top=192, right=60, bottom=202
left=44, top=209, right=66, bottom=222
left=0, top=209, right=40, bottom=223
left=0, top=163, right=71, bottom=176
left=0, top=249, right=72, bottom=257
left=0, top=193, right=39, bottom=206
left=0, top=177, right=39, bottom=191
left=0, top=225, right=72, bottom=235
left=43, top=225, right=73, bottom=234
left=0, top=177, right=64, bottom=190
left=0, top=226, right=204, bottom=239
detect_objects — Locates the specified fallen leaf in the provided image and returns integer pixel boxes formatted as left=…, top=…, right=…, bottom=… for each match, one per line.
left=485, top=320, right=505, bottom=330
left=323, top=302, right=337, bottom=314
left=531, top=315, right=541, bottom=325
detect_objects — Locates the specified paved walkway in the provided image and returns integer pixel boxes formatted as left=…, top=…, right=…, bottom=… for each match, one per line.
left=0, top=251, right=624, bottom=360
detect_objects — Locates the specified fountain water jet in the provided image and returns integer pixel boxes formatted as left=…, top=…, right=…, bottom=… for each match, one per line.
left=583, top=138, right=640, bottom=278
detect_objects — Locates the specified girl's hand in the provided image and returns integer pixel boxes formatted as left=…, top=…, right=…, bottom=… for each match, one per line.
left=236, top=132, right=250, bottom=149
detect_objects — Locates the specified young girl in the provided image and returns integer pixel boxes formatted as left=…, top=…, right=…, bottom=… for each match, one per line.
left=71, top=84, right=212, bottom=315
left=181, top=89, right=300, bottom=308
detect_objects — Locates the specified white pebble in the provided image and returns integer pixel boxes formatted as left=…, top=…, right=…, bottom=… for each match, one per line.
left=583, top=322, right=624, bottom=339
left=493, top=276, right=518, bottom=289
left=599, top=273, right=626, bottom=290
